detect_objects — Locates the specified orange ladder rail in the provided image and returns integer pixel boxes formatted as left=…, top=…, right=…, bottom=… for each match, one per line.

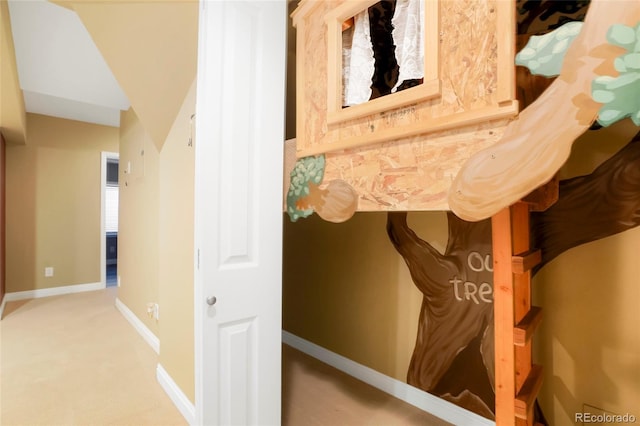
left=492, top=202, right=544, bottom=425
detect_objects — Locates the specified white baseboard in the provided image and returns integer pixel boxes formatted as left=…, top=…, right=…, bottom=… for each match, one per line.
left=3, top=282, right=105, bottom=302
left=157, top=364, right=196, bottom=426
left=282, top=331, right=495, bottom=426
left=115, top=297, right=160, bottom=354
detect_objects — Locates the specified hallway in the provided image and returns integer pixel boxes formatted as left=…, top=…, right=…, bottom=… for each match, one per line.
left=0, top=289, right=186, bottom=425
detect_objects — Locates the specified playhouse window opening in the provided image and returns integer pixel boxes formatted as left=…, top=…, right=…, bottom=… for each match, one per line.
left=341, top=0, right=425, bottom=108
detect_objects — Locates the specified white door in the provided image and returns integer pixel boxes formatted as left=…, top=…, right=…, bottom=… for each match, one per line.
left=193, top=1, right=286, bottom=425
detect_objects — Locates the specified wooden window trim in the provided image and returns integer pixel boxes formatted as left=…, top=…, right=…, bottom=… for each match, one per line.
left=324, top=0, right=441, bottom=127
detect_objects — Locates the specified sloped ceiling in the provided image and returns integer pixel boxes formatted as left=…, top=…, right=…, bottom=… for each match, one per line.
left=4, top=0, right=198, bottom=152
left=7, top=0, right=130, bottom=128
left=68, top=0, right=199, bottom=151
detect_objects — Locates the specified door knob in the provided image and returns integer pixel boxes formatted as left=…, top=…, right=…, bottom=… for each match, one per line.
left=206, top=296, right=217, bottom=306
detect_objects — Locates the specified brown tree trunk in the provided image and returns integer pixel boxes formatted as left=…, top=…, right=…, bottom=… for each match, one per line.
left=387, top=212, right=495, bottom=417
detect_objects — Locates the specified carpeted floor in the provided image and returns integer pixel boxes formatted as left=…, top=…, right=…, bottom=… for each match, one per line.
left=1, top=289, right=451, bottom=425
left=0, top=288, right=187, bottom=426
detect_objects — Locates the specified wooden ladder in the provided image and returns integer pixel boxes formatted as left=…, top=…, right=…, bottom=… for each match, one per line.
left=492, top=177, right=557, bottom=425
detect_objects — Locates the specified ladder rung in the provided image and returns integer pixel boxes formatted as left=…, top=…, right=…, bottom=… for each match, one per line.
left=515, top=364, right=544, bottom=420
left=514, top=306, right=542, bottom=347
left=512, top=249, right=541, bottom=273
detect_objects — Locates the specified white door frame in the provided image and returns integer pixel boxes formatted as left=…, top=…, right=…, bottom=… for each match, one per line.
left=100, top=151, right=119, bottom=288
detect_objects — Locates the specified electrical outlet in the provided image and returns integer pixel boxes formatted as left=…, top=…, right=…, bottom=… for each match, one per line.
left=45, top=267, right=54, bottom=277
left=146, top=302, right=159, bottom=320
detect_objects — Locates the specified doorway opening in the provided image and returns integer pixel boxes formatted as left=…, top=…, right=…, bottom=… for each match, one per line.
left=101, top=152, right=119, bottom=288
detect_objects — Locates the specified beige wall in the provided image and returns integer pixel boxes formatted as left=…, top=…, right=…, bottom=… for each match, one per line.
left=283, top=211, right=448, bottom=381
left=5, top=114, right=118, bottom=293
left=1, top=0, right=27, bottom=145
left=534, top=228, right=640, bottom=424
left=117, top=108, right=160, bottom=336
left=1, top=134, right=5, bottom=303
left=117, top=79, right=196, bottom=402
left=158, top=80, right=196, bottom=403
left=533, top=120, right=640, bottom=425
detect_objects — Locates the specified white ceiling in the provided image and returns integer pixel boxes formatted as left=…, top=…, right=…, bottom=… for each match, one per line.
left=8, top=0, right=130, bottom=127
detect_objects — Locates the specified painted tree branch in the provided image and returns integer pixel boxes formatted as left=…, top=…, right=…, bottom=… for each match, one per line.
left=449, top=0, right=640, bottom=221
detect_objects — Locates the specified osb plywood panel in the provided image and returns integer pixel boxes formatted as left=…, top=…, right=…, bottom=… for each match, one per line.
left=322, top=119, right=510, bottom=211
left=292, top=0, right=517, bottom=211
left=439, top=0, right=498, bottom=110
left=297, top=1, right=331, bottom=152
left=295, top=0, right=513, bottom=155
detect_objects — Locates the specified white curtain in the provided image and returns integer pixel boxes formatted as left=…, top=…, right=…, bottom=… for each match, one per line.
left=391, top=0, right=424, bottom=92
left=343, top=10, right=374, bottom=106
left=341, top=0, right=424, bottom=106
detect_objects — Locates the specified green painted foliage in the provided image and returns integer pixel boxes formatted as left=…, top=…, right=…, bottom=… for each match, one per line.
left=286, top=155, right=325, bottom=222
left=592, top=23, right=640, bottom=127
left=515, top=21, right=583, bottom=77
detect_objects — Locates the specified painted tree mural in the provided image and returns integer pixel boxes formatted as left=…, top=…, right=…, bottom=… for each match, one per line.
left=286, top=0, right=640, bottom=420
left=387, top=212, right=495, bottom=417
left=531, top=131, right=640, bottom=271
left=388, top=130, right=640, bottom=420
left=388, top=2, right=640, bottom=417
